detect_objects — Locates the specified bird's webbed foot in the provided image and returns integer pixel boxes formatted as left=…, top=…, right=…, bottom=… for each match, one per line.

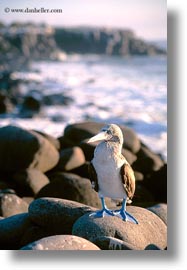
left=89, top=197, right=114, bottom=218
left=89, top=207, right=114, bottom=218
left=113, top=209, right=138, bottom=224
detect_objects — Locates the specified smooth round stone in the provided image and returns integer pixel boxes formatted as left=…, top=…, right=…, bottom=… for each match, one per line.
left=132, top=145, right=164, bottom=174
left=20, top=225, right=52, bottom=247
left=32, top=130, right=60, bottom=150
left=134, top=171, right=144, bottom=181
left=0, top=125, right=59, bottom=173
left=36, top=172, right=115, bottom=208
left=54, top=147, right=85, bottom=171
left=29, top=130, right=60, bottom=172
left=69, top=162, right=91, bottom=178
left=147, top=203, right=167, bottom=225
left=72, top=206, right=167, bottom=250
left=144, top=244, right=161, bottom=250
left=0, top=125, right=39, bottom=172
left=79, top=140, right=98, bottom=161
left=64, top=122, right=141, bottom=153
left=21, top=235, right=100, bottom=250
left=29, top=197, right=97, bottom=234
left=0, top=193, right=28, bottom=217
left=132, top=183, right=155, bottom=206
left=0, top=213, right=31, bottom=249
left=122, top=148, right=137, bottom=165
left=20, top=95, right=41, bottom=115
left=143, top=164, right=167, bottom=202
left=57, top=136, right=75, bottom=150
left=13, top=168, right=50, bottom=196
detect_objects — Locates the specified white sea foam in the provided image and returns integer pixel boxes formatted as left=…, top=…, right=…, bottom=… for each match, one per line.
left=0, top=54, right=167, bottom=160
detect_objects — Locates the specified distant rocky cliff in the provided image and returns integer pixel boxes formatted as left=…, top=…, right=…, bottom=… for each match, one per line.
left=0, top=23, right=166, bottom=69
left=55, top=27, right=165, bottom=56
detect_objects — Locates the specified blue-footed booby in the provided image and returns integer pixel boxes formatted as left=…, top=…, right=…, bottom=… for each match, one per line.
left=88, top=124, right=138, bottom=224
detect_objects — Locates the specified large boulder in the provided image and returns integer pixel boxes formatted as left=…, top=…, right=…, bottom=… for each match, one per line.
left=143, top=164, right=167, bottom=202
left=0, top=125, right=59, bottom=173
left=21, top=235, right=100, bottom=250
left=0, top=213, right=31, bottom=249
left=72, top=206, right=167, bottom=250
left=13, top=168, right=50, bottom=196
left=36, top=172, right=115, bottom=208
left=53, top=147, right=85, bottom=171
left=132, top=144, right=164, bottom=174
left=63, top=122, right=141, bottom=153
left=147, top=203, right=167, bottom=225
left=28, top=197, right=96, bottom=235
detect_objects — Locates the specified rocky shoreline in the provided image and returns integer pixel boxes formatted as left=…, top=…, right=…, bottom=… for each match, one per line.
left=0, top=22, right=166, bottom=70
left=0, top=122, right=167, bottom=250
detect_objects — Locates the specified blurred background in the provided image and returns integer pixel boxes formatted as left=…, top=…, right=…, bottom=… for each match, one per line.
left=0, top=0, right=167, bottom=160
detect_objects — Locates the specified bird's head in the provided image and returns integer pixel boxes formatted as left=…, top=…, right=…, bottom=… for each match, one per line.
left=87, top=124, right=123, bottom=145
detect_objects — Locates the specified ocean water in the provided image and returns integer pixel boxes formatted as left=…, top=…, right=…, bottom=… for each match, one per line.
left=1, top=54, right=167, bottom=160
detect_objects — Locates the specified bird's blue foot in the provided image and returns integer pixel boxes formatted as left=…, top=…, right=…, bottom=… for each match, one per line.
left=89, top=208, right=114, bottom=218
left=113, top=209, right=138, bottom=224
left=89, top=197, right=114, bottom=218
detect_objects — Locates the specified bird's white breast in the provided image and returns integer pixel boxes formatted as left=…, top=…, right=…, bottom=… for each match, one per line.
left=92, top=142, right=127, bottom=199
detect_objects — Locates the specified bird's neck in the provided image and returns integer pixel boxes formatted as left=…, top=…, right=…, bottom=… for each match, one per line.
left=96, top=141, right=122, bottom=156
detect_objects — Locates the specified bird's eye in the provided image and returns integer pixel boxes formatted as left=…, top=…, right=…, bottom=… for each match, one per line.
left=106, top=130, right=111, bottom=134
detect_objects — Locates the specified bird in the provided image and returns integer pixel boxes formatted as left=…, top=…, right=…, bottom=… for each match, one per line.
left=87, top=124, right=138, bottom=224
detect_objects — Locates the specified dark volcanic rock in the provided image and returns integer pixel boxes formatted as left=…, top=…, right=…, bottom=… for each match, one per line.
left=54, top=147, right=86, bottom=171
left=0, top=125, right=59, bottom=173
left=132, top=144, right=164, bottom=174
left=21, top=235, right=100, bottom=250
left=32, top=130, right=60, bottom=150
left=132, top=183, right=155, bottom=207
left=28, top=197, right=96, bottom=234
left=72, top=206, right=167, bottom=250
left=43, top=93, right=74, bottom=106
left=147, top=203, right=167, bottom=225
left=20, top=225, right=53, bottom=247
left=143, top=164, right=167, bottom=202
left=13, top=168, right=50, bottom=196
left=29, top=130, right=60, bottom=172
left=20, top=94, right=41, bottom=117
left=0, top=92, right=13, bottom=114
left=36, top=172, right=115, bottom=208
left=57, top=136, right=76, bottom=149
left=0, top=125, right=39, bottom=172
left=0, top=24, right=165, bottom=69
left=134, top=171, right=144, bottom=181
left=64, top=122, right=141, bottom=153
left=0, top=213, right=31, bottom=249
left=122, top=148, right=137, bottom=165
left=0, top=193, right=28, bottom=217
left=79, top=140, right=97, bottom=161
left=144, top=244, right=161, bottom=250
left=54, top=27, right=165, bottom=56
left=69, top=162, right=91, bottom=178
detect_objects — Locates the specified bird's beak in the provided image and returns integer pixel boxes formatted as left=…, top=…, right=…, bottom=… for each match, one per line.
left=87, top=131, right=108, bottom=143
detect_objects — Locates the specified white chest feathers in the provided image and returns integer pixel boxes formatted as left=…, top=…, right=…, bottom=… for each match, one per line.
left=92, top=142, right=127, bottom=199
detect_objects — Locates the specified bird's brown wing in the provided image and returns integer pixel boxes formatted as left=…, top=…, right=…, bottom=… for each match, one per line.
left=120, top=163, right=136, bottom=200
left=88, top=162, right=99, bottom=192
